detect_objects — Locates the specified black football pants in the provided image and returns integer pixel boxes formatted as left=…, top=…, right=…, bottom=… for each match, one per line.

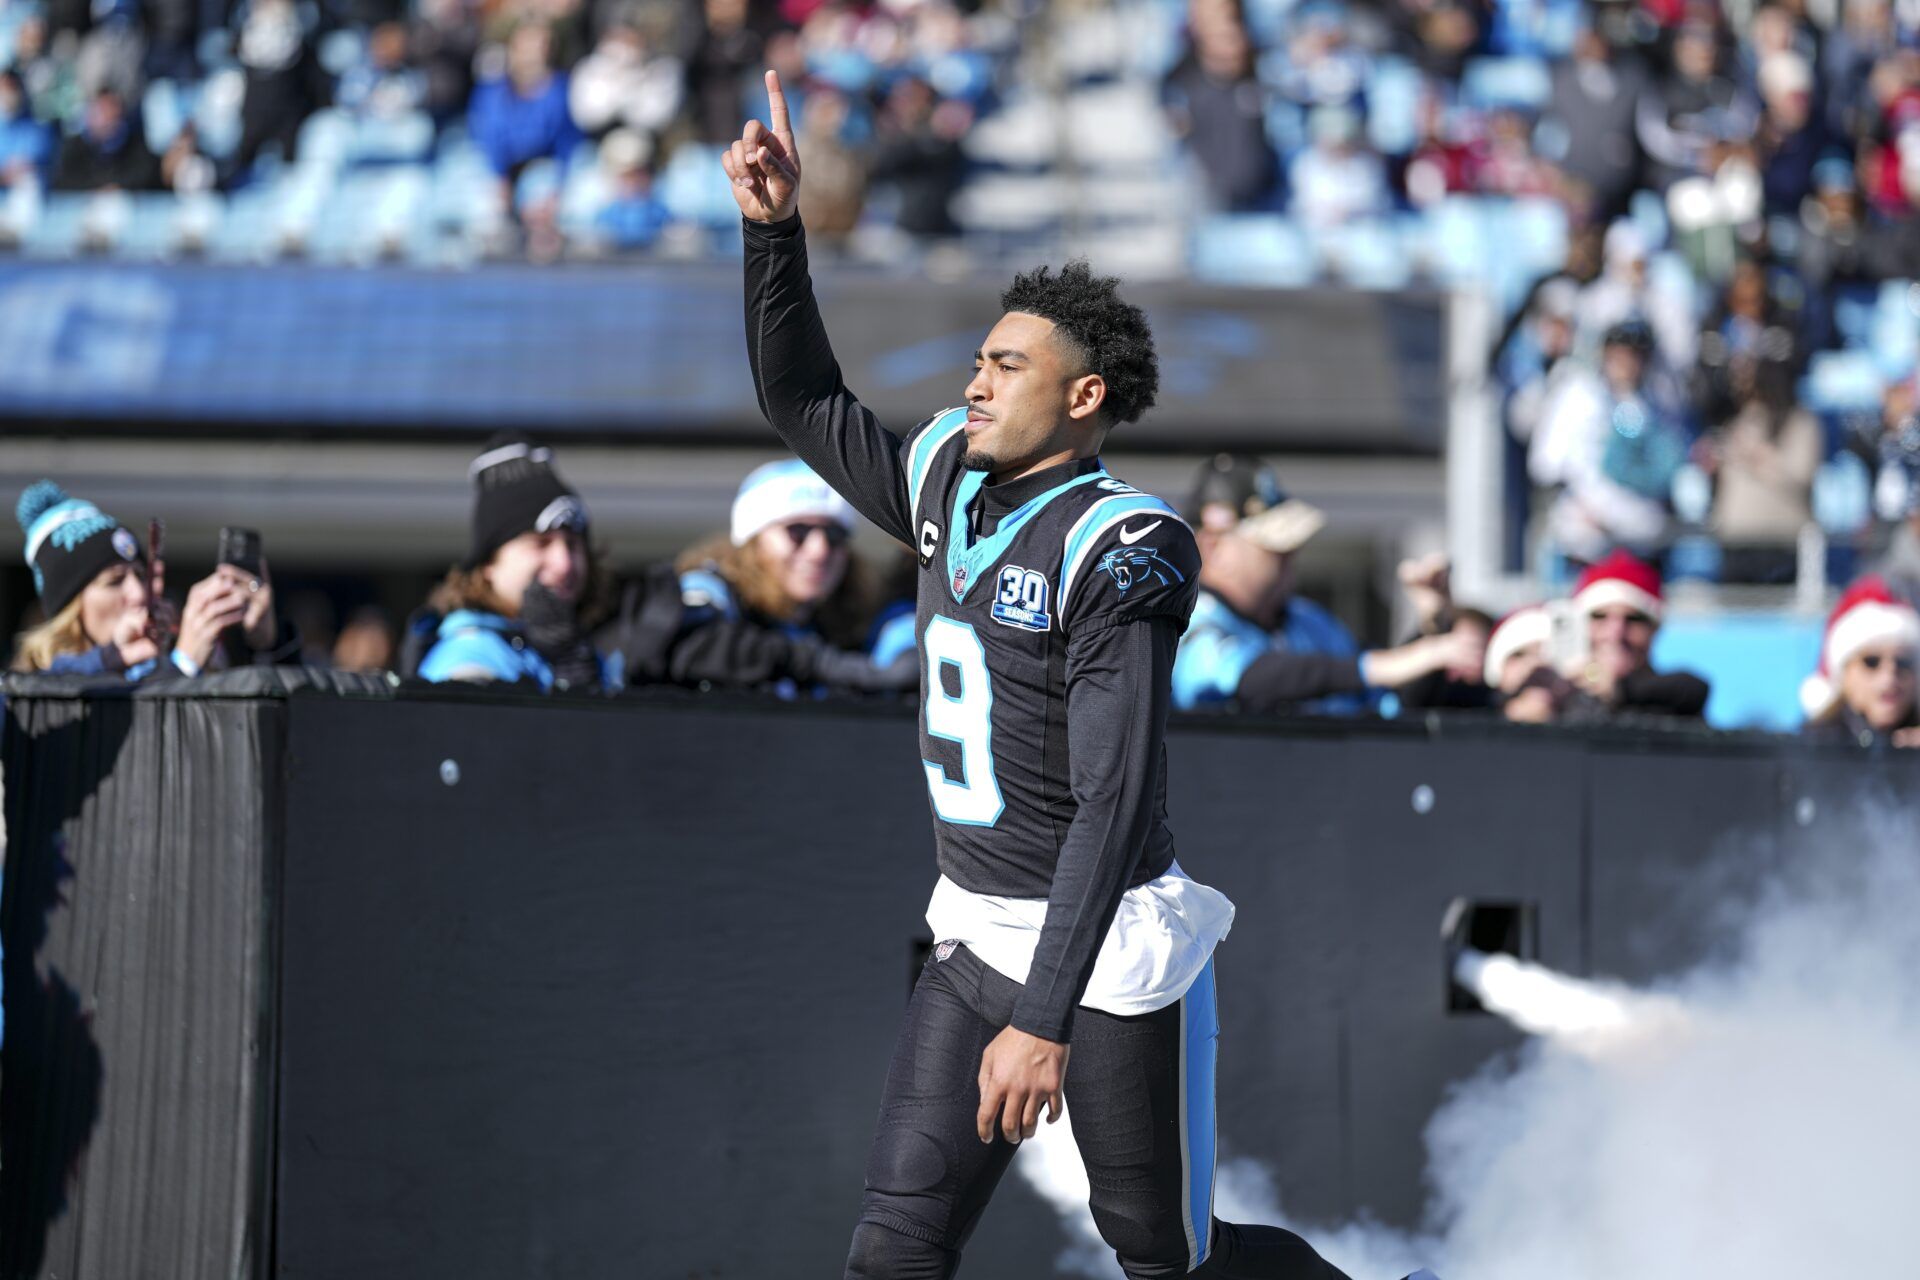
left=843, top=944, right=1352, bottom=1280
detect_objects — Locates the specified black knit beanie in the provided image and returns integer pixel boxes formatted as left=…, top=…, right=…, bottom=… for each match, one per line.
left=464, top=435, right=590, bottom=570
left=16, top=480, right=146, bottom=616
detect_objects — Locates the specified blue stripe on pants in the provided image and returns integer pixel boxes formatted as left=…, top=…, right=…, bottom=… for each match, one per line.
left=1182, top=959, right=1220, bottom=1270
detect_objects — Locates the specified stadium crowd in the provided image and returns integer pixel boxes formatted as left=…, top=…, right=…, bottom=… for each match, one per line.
left=12, top=443, right=1920, bottom=748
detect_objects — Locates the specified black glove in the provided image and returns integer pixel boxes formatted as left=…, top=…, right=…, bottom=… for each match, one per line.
left=519, top=582, right=600, bottom=692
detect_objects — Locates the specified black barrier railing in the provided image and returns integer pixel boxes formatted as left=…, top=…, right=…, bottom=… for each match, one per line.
left=2, top=672, right=1915, bottom=1279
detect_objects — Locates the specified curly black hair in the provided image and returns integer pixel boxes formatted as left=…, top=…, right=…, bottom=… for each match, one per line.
left=999, top=260, right=1159, bottom=427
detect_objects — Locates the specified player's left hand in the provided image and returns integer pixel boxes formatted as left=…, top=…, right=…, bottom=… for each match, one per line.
left=976, top=1026, right=1068, bottom=1144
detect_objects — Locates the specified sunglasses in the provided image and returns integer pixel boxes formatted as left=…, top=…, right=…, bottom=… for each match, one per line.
left=1857, top=653, right=1916, bottom=674
left=784, top=521, right=850, bottom=549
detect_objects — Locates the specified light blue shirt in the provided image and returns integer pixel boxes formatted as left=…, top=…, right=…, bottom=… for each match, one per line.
left=417, top=609, right=555, bottom=690
left=1173, top=589, right=1374, bottom=716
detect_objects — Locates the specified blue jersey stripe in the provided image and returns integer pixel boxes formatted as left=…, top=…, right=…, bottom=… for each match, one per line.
left=1059, top=493, right=1181, bottom=608
left=906, top=408, right=969, bottom=518
left=1183, top=958, right=1220, bottom=1270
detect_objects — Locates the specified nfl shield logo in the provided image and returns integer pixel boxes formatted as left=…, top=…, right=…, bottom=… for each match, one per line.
left=952, top=564, right=968, bottom=594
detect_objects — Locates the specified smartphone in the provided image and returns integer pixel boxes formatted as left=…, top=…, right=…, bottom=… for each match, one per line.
left=1544, top=597, right=1590, bottom=674
left=217, top=526, right=264, bottom=578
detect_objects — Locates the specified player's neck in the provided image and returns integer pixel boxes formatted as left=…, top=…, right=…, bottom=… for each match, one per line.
left=987, top=445, right=1098, bottom=487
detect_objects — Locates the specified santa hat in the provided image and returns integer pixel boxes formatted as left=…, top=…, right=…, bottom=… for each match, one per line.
left=1573, top=550, right=1664, bottom=624
left=1484, top=605, right=1551, bottom=686
left=1799, top=577, right=1920, bottom=719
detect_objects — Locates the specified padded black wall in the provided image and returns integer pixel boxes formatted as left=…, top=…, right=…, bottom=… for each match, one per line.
left=5, top=682, right=1916, bottom=1280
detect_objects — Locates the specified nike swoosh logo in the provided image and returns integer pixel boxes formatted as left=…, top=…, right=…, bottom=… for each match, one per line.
left=1118, top=520, right=1162, bottom=545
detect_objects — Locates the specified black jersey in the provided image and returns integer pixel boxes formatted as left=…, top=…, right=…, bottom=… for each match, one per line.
left=742, top=214, right=1201, bottom=1040
left=900, top=407, right=1201, bottom=892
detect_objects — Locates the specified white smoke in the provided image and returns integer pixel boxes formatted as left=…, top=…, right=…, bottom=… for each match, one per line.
left=1018, top=812, right=1920, bottom=1279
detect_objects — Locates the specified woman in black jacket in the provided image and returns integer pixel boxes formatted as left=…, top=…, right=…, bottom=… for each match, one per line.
left=1800, top=577, right=1920, bottom=750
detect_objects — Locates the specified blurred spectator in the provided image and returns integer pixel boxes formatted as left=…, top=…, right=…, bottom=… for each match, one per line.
left=1274, top=1, right=1369, bottom=112
left=1389, top=553, right=1498, bottom=710
left=1404, top=90, right=1482, bottom=207
left=674, top=461, right=914, bottom=697
left=332, top=606, right=397, bottom=673
left=1163, top=0, right=1282, bottom=212
left=53, top=89, right=159, bottom=191
left=1573, top=219, right=1695, bottom=389
left=568, top=20, right=683, bottom=140
left=10, top=481, right=297, bottom=678
left=1565, top=550, right=1711, bottom=719
left=1501, top=278, right=1581, bottom=448
left=412, top=0, right=482, bottom=129
left=1392, top=0, right=1483, bottom=82
left=0, top=71, right=54, bottom=192
left=73, top=0, right=145, bottom=107
left=686, top=0, right=762, bottom=144
left=1290, top=104, right=1388, bottom=229
left=1531, top=319, right=1689, bottom=567
left=1478, top=107, right=1558, bottom=198
left=1695, top=356, right=1820, bottom=580
left=1872, top=377, right=1920, bottom=595
left=1541, top=17, right=1647, bottom=219
left=335, top=22, right=428, bottom=121
left=468, top=23, right=582, bottom=218
left=1795, top=157, right=1875, bottom=347
left=869, top=75, right=967, bottom=240
left=1822, top=0, right=1900, bottom=145
left=9, top=15, right=79, bottom=126
left=1172, top=455, right=1479, bottom=714
left=409, top=436, right=612, bottom=690
left=1637, top=20, right=1758, bottom=191
left=592, top=127, right=671, bottom=251
left=793, top=84, right=868, bottom=245
left=1693, top=255, right=1802, bottom=428
left=1799, top=576, right=1920, bottom=747
left=160, top=121, right=217, bottom=195
left=230, top=0, right=328, bottom=179
left=1754, top=50, right=1827, bottom=216
left=1480, top=604, right=1574, bottom=722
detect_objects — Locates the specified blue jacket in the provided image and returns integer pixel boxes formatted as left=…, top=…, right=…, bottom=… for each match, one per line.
left=45, top=644, right=197, bottom=681
left=467, top=73, right=580, bottom=178
left=417, top=609, right=557, bottom=689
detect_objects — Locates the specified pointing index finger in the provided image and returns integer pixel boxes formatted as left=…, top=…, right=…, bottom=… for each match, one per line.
left=766, top=69, right=793, bottom=146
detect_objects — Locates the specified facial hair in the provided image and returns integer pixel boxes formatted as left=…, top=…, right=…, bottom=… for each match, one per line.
left=961, top=450, right=998, bottom=472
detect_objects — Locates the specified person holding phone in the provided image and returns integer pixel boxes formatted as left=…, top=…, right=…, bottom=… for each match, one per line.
left=10, top=481, right=291, bottom=677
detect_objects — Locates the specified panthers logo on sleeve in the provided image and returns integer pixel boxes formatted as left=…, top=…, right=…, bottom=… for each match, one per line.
left=1097, top=545, right=1186, bottom=596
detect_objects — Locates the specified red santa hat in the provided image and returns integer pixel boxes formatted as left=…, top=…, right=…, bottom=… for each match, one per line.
left=1484, top=604, right=1552, bottom=686
left=1572, top=550, right=1664, bottom=624
left=1799, top=576, right=1920, bottom=719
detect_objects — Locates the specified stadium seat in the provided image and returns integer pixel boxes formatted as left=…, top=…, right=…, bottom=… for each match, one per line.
left=1871, top=279, right=1918, bottom=378
left=1422, top=196, right=1493, bottom=287
left=347, top=111, right=435, bottom=167
left=657, top=143, right=740, bottom=228
left=1063, top=83, right=1173, bottom=171
left=1191, top=214, right=1314, bottom=287
left=20, top=194, right=90, bottom=259
left=1366, top=56, right=1425, bottom=155
left=1318, top=218, right=1411, bottom=290
left=143, top=79, right=190, bottom=153
left=1813, top=452, right=1872, bottom=535
left=114, top=194, right=186, bottom=260
left=1803, top=351, right=1887, bottom=415
left=1461, top=56, right=1552, bottom=111
left=193, top=67, right=246, bottom=159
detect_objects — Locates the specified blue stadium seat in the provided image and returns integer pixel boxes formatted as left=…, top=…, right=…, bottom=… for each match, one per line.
left=1803, top=350, right=1887, bottom=415
left=143, top=79, right=191, bottom=153
left=20, top=194, right=89, bottom=258
left=1870, top=279, right=1918, bottom=378
left=1422, top=196, right=1492, bottom=286
left=1832, top=286, right=1878, bottom=348
left=1318, top=218, right=1410, bottom=290
left=657, top=142, right=739, bottom=228
left=1627, top=187, right=1669, bottom=250
left=347, top=111, right=435, bottom=167
left=1191, top=214, right=1314, bottom=287
left=1812, top=452, right=1873, bottom=536
left=193, top=67, right=246, bottom=159
left=317, top=29, right=365, bottom=77
left=1461, top=56, right=1552, bottom=111
left=115, top=194, right=184, bottom=260
left=1366, top=56, right=1425, bottom=156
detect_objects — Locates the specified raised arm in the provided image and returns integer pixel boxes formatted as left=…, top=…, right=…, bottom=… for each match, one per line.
left=726, top=71, right=915, bottom=544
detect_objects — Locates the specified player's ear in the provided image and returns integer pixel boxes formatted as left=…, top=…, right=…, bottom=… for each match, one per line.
left=1065, top=372, right=1106, bottom=423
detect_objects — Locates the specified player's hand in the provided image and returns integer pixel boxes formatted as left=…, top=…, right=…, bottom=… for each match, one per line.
left=976, top=1026, right=1068, bottom=1144
left=722, top=70, right=801, bottom=224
